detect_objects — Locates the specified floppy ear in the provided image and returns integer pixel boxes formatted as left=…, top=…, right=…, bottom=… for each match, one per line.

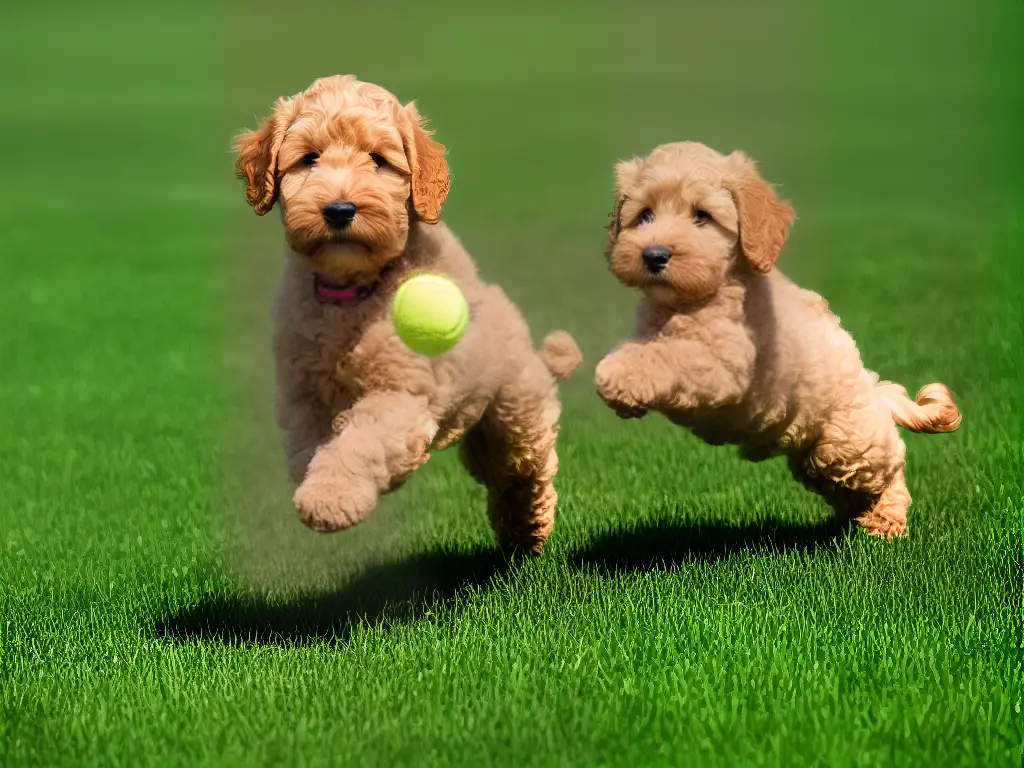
left=608, top=158, right=643, bottom=244
left=398, top=103, right=450, bottom=224
left=614, top=157, right=643, bottom=195
left=233, top=99, right=292, bottom=216
left=607, top=195, right=627, bottom=244
left=725, top=151, right=795, bottom=273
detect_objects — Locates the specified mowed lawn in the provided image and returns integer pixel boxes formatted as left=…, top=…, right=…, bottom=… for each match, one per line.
left=1, top=1, right=1020, bottom=766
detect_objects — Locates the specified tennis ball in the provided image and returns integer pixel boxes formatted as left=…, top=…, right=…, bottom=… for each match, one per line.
left=391, top=274, right=469, bottom=356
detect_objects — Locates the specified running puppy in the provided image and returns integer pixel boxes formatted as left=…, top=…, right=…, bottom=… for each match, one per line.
left=596, top=141, right=960, bottom=537
left=234, top=75, right=581, bottom=553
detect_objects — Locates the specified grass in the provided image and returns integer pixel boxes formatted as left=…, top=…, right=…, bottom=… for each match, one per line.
left=1, top=0, right=1021, bottom=765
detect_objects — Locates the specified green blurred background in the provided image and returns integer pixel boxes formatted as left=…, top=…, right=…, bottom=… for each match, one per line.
left=1, top=1, right=1020, bottom=765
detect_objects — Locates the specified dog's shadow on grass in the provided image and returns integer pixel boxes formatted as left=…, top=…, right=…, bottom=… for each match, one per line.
left=154, top=547, right=510, bottom=647
left=156, top=520, right=848, bottom=644
left=570, top=516, right=850, bottom=576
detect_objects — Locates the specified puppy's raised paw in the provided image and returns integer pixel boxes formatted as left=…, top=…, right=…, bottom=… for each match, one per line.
left=595, top=357, right=649, bottom=419
left=293, top=473, right=378, bottom=532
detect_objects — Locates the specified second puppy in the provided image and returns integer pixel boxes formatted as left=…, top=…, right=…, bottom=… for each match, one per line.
left=596, top=141, right=960, bottom=537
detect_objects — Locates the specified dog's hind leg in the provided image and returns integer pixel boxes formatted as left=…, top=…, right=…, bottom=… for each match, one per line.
left=793, top=402, right=911, bottom=538
left=839, top=469, right=912, bottom=538
left=460, top=363, right=563, bottom=555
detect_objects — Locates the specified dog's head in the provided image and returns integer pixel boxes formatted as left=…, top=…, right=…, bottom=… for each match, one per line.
left=233, top=75, right=449, bottom=301
left=606, top=142, right=794, bottom=306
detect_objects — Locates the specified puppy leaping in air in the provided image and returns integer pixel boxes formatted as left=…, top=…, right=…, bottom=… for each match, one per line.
left=596, top=141, right=960, bottom=537
left=234, top=75, right=581, bottom=553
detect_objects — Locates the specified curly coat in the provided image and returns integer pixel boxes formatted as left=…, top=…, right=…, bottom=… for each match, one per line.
left=234, top=75, right=580, bottom=553
left=596, top=142, right=960, bottom=537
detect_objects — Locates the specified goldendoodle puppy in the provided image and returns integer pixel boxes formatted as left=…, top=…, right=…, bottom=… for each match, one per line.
left=596, top=142, right=961, bottom=537
left=233, top=75, right=581, bottom=553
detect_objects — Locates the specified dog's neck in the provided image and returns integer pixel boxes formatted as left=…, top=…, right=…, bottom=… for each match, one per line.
left=400, top=219, right=436, bottom=266
left=636, top=263, right=767, bottom=339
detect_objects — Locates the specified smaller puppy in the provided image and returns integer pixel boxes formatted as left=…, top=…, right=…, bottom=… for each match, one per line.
left=597, top=142, right=961, bottom=537
left=234, top=75, right=581, bottom=554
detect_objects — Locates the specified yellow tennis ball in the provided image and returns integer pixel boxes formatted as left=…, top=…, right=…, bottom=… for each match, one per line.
left=391, top=274, right=470, bottom=356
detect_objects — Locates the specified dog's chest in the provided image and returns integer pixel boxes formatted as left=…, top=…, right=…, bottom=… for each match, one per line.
left=282, top=308, right=370, bottom=405
left=308, top=341, right=361, bottom=415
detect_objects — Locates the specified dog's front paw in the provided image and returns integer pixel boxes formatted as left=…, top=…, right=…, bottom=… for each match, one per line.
left=595, top=357, right=649, bottom=419
left=293, top=472, right=378, bottom=532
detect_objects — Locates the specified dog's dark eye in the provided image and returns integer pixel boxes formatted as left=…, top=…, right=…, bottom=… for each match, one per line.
left=370, top=152, right=388, bottom=170
left=693, top=209, right=713, bottom=226
left=300, top=152, right=319, bottom=167
left=637, top=208, right=655, bottom=226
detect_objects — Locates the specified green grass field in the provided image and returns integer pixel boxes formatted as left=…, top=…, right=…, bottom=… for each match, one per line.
left=2, top=1, right=1021, bottom=765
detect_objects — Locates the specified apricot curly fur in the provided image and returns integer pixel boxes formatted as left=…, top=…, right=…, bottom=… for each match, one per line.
left=234, top=75, right=581, bottom=553
left=540, top=331, right=583, bottom=381
left=597, top=141, right=961, bottom=538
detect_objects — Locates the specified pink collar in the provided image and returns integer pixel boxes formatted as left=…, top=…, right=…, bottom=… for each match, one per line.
left=314, top=275, right=378, bottom=305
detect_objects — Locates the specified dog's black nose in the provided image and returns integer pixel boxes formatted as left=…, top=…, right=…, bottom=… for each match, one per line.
left=322, top=201, right=357, bottom=229
left=641, top=245, right=672, bottom=273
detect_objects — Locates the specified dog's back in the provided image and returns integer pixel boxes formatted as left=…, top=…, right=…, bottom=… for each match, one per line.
left=747, top=270, right=959, bottom=449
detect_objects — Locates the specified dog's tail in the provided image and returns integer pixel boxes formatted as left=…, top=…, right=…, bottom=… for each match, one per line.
left=540, top=331, right=582, bottom=381
left=877, top=381, right=962, bottom=433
